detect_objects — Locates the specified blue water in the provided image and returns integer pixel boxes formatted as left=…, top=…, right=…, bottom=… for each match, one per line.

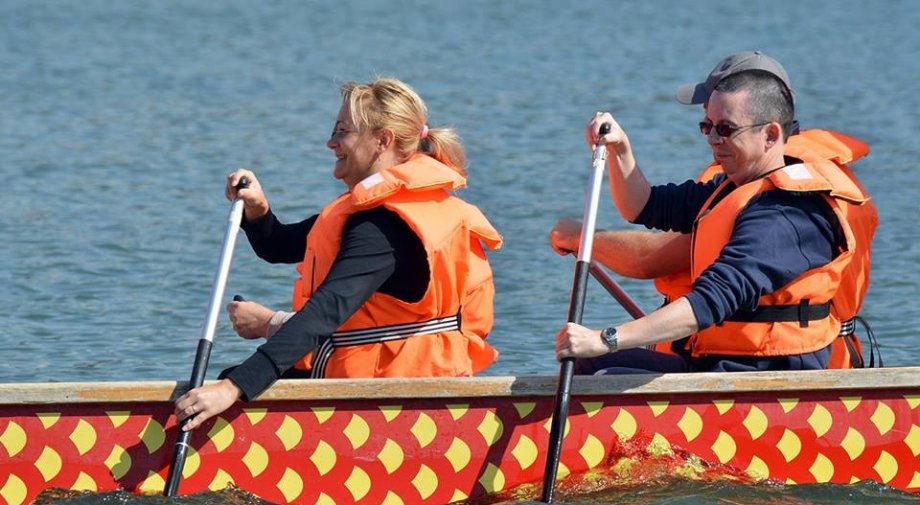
left=3, top=0, right=919, bottom=503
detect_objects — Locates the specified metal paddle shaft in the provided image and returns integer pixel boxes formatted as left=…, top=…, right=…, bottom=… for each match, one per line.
left=164, top=177, right=249, bottom=497
left=541, top=123, right=610, bottom=503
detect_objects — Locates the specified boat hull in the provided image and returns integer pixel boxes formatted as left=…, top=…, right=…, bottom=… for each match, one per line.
left=1, top=369, right=919, bottom=504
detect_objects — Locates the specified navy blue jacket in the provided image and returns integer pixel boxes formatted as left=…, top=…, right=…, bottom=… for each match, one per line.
left=635, top=167, right=842, bottom=330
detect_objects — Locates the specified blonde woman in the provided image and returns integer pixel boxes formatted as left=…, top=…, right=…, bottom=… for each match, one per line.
left=176, top=78, right=502, bottom=431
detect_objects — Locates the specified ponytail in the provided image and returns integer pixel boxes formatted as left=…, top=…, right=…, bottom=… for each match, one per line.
left=421, top=127, right=467, bottom=177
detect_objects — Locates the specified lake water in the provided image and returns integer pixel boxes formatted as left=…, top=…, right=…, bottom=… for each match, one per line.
left=3, top=0, right=919, bottom=503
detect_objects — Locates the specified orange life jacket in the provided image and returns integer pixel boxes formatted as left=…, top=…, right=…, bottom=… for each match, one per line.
left=686, top=158, right=868, bottom=358
left=653, top=130, right=876, bottom=367
left=652, top=162, right=723, bottom=304
left=785, top=130, right=876, bottom=367
left=290, top=154, right=503, bottom=378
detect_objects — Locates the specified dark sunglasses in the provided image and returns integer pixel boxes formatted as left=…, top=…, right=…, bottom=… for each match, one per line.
left=699, top=121, right=770, bottom=138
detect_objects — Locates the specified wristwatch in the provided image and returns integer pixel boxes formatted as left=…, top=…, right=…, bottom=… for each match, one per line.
left=600, top=326, right=619, bottom=353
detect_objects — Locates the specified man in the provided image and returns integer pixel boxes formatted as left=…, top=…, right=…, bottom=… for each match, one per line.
left=551, top=52, right=877, bottom=372
left=555, top=66, right=871, bottom=374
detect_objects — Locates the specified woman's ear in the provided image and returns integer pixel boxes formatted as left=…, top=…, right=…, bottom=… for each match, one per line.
left=376, top=128, right=396, bottom=152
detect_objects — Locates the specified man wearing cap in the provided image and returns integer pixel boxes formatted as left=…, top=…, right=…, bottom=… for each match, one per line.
left=553, top=53, right=876, bottom=374
left=552, top=51, right=877, bottom=371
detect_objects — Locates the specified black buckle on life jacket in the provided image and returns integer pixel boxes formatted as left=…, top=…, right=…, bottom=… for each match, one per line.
left=838, top=318, right=856, bottom=336
left=798, top=299, right=810, bottom=328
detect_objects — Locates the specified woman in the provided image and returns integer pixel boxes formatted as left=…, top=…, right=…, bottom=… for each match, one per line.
left=176, top=78, right=502, bottom=431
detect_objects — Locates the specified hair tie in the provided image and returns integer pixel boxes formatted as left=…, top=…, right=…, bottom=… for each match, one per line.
left=420, top=124, right=429, bottom=139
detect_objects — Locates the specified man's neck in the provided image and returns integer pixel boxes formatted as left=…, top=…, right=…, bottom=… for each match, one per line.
left=741, top=146, right=787, bottom=185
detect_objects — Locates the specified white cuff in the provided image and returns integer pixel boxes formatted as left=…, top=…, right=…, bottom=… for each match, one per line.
left=266, top=311, right=295, bottom=339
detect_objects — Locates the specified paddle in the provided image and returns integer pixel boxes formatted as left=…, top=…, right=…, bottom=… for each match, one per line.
left=541, top=123, right=610, bottom=503
left=588, top=261, right=646, bottom=319
left=164, top=176, right=249, bottom=497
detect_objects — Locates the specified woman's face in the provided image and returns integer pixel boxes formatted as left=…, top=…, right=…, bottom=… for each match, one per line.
left=326, top=102, right=380, bottom=189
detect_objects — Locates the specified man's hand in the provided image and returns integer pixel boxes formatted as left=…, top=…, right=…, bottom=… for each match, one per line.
left=586, top=112, right=631, bottom=155
left=555, top=322, right=610, bottom=360
left=548, top=218, right=583, bottom=256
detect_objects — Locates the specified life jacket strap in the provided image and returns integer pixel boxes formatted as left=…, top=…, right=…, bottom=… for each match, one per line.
left=855, top=315, right=883, bottom=368
left=725, top=299, right=831, bottom=327
left=839, top=317, right=856, bottom=336
left=309, top=314, right=462, bottom=378
left=839, top=329, right=864, bottom=369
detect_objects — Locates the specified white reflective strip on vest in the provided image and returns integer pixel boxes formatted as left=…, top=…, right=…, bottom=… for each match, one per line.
left=782, top=163, right=812, bottom=180
left=309, top=338, right=335, bottom=379
left=309, top=314, right=461, bottom=378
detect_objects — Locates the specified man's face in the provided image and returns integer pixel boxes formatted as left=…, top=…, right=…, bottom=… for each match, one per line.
left=703, top=89, right=772, bottom=185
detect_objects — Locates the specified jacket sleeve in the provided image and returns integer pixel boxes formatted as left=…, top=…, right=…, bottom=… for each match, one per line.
left=241, top=210, right=316, bottom=264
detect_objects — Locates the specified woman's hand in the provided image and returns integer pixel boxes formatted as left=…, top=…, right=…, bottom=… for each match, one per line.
left=226, top=169, right=270, bottom=221
left=227, top=299, right=275, bottom=339
left=555, top=322, right=610, bottom=360
left=174, top=379, right=242, bottom=432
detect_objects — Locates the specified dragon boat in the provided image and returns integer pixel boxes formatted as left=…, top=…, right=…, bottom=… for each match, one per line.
left=1, top=367, right=919, bottom=505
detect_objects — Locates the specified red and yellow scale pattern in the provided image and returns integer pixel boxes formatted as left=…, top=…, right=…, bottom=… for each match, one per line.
left=1, top=389, right=919, bottom=504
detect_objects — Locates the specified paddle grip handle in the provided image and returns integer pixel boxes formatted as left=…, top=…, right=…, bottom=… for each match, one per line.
left=236, top=176, right=250, bottom=190
left=593, top=122, right=611, bottom=156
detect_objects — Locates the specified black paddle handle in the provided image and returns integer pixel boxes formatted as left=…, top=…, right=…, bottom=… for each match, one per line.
left=164, top=336, right=214, bottom=495
left=541, top=258, right=591, bottom=498
left=542, top=258, right=591, bottom=502
left=167, top=287, right=247, bottom=495
left=165, top=176, right=249, bottom=497
left=542, top=122, right=610, bottom=503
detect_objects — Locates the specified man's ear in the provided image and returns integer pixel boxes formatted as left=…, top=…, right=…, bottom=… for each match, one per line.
left=764, top=122, right=782, bottom=146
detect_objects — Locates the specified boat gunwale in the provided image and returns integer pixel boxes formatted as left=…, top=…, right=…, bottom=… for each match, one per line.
left=1, top=366, right=917, bottom=405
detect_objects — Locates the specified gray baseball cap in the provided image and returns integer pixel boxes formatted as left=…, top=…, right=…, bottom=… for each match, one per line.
left=676, top=51, right=794, bottom=105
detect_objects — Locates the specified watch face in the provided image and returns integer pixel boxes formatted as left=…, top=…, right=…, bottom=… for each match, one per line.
left=601, top=327, right=617, bottom=350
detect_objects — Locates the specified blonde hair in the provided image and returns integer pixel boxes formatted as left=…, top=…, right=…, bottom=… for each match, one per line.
left=340, top=78, right=467, bottom=177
